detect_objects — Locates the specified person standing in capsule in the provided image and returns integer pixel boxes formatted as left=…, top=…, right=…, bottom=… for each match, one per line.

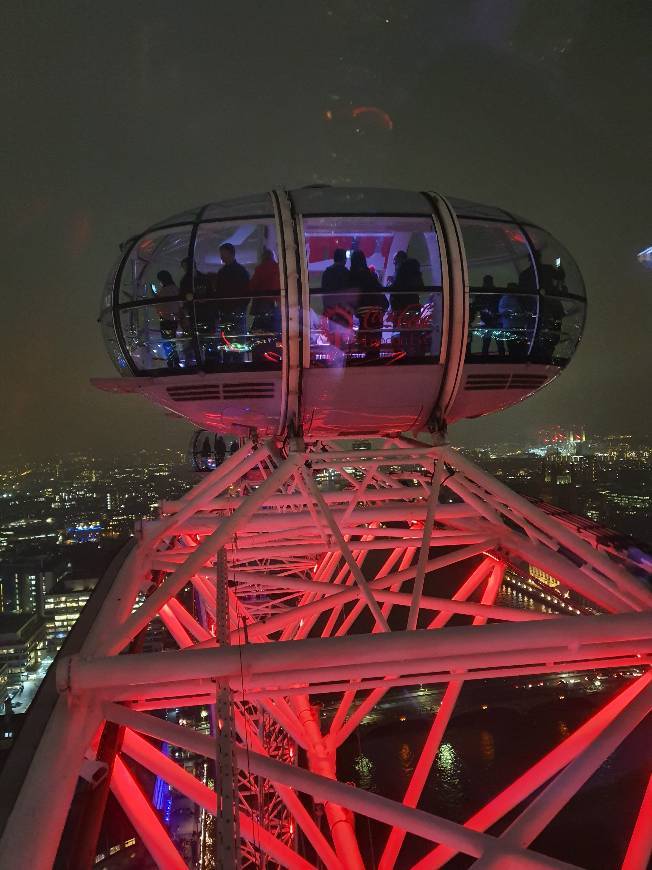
left=321, top=248, right=355, bottom=362
left=155, top=270, right=182, bottom=369
left=215, top=243, right=250, bottom=345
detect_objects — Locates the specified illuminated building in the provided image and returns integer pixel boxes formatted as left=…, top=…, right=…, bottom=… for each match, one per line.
left=0, top=613, right=46, bottom=686
left=44, top=588, right=92, bottom=651
left=64, top=522, right=103, bottom=545
left=0, top=557, right=62, bottom=616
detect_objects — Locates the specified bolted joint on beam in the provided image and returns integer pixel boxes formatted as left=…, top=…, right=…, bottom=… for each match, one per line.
left=56, top=655, right=75, bottom=694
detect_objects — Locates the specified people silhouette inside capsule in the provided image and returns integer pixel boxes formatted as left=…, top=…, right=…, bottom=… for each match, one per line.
left=199, top=434, right=213, bottom=470
left=216, top=243, right=250, bottom=343
left=321, top=248, right=355, bottom=360
left=350, top=249, right=388, bottom=356
left=390, top=255, right=424, bottom=355
left=155, top=270, right=182, bottom=369
left=200, top=243, right=250, bottom=365
left=499, top=283, right=531, bottom=361
left=479, top=275, right=506, bottom=357
left=531, top=264, right=566, bottom=365
left=180, top=257, right=193, bottom=295
left=250, top=247, right=281, bottom=335
left=321, top=248, right=352, bottom=294
left=387, top=250, right=408, bottom=287
left=518, top=252, right=567, bottom=295
left=214, top=434, right=227, bottom=465
left=390, top=256, right=423, bottom=311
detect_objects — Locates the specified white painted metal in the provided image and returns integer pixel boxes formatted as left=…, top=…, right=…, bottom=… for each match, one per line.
left=2, top=439, right=650, bottom=870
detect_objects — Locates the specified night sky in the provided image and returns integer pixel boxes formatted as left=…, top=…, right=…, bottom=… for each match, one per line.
left=2, top=1, right=650, bottom=460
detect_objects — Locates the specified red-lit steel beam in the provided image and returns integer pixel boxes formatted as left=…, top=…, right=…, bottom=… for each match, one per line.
left=300, top=468, right=390, bottom=633
left=59, top=612, right=652, bottom=695
left=106, top=456, right=302, bottom=654
left=435, top=445, right=652, bottom=611
left=230, top=708, right=342, bottom=870
left=110, top=754, right=186, bottom=869
left=143, top=442, right=273, bottom=556
left=166, top=596, right=212, bottom=642
left=328, top=556, right=497, bottom=750
left=102, top=703, right=575, bottom=869
left=290, top=694, right=364, bottom=869
left=621, top=773, right=652, bottom=870
left=500, top=677, right=652, bottom=849
left=407, top=462, right=445, bottom=629
left=120, top=728, right=319, bottom=870
left=380, top=563, right=504, bottom=869
left=410, top=671, right=652, bottom=870
left=225, top=582, right=550, bottom=647
left=159, top=602, right=193, bottom=648
left=0, top=697, right=101, bottom=870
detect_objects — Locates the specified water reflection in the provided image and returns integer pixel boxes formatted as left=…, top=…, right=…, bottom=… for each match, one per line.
left=434, top=741, right=465, bottom=809
left=436, top=741, right=456, bottom=771
left=479, top=729, right=495, bottom=765
left=399, top=743, right=414, bottom=779
left=339, top=685, right=652, bottom=869
left=354, top=754, right=376, bottom=791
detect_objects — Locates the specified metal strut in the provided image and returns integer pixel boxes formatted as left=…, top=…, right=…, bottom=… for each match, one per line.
left=215, top=546, right=241, bottom=869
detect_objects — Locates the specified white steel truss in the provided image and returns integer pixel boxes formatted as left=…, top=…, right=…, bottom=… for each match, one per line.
left=1, top=437, right=651, bottom=870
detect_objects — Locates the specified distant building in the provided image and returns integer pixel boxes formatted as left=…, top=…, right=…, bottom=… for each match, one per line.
left=42, top=542, right=122, bottom=653
left=44, top=587, right=92, bottom=652
left=0, top=556, right=65, bottom=615
left=0, top=664, right=8, bottom=703
left=0, top=662, right=14, bottom=746
left=64, top=522, right=103, bottom=544
left=0, top=613, right=47, bottom=686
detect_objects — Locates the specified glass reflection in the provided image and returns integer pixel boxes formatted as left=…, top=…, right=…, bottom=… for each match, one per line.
left=525, top=227, right=586, bottom=299
left=100, top=312, right=128, bottom=372
left=119, top=228, right=192, bottom=304
left=104, top=203, right=586, bottom=376
left=193, top=219, right=281, bottom=370
left=112, top=218, right=282, bottom=374
left=304, top=216, right=442, bottom=367
left=460, top=220, right=533, bottom=289
left=120, top=301, right=195, bottom=371
left=531, top=296, right=584, bottom=366
left=468, top=290, right=538, bottom=360
left=460, top=217, right=586, bottom=366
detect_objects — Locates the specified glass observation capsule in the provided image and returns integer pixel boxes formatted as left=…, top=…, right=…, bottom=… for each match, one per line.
left=95, top=186, right=586, bottom=437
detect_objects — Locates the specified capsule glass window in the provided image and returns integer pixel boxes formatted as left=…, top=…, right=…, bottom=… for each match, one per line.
left=192, top=218, right=281, bottom=371
left=460, top=220, right=539, bottom=362
left=118, top=228, right=193, bottom=304
left=524, top=227, right=586, bottom=299
left=530, top=296, right=585, bottom=367
left=100, top=310, right=129, bottom=373
left=303, top=215, right=443, bottom=367
left=459, top=220, right=535, bottom=290
left=118, top=302, right=196, bottom=372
